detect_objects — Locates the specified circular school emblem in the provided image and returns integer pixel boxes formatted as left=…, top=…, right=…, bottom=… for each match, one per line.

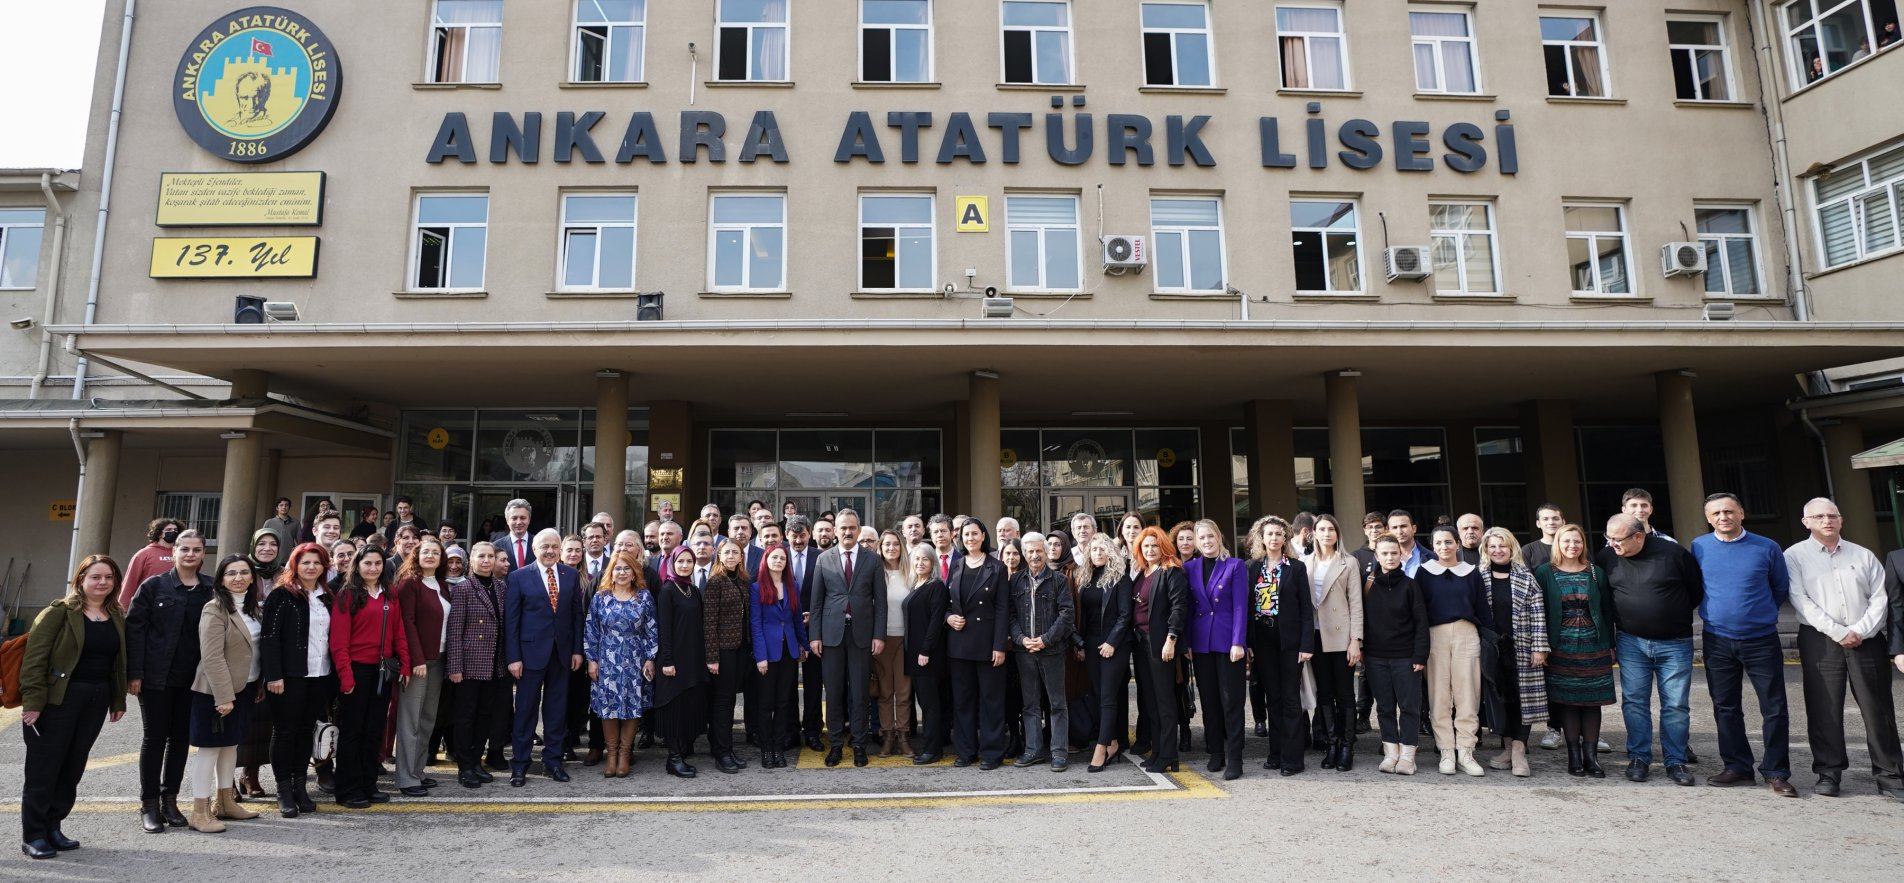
left=172, top=7, right=342, bottom=162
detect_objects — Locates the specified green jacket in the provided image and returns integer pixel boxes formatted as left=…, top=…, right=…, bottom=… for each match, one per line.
left=20, top=597, right=128, bottom=714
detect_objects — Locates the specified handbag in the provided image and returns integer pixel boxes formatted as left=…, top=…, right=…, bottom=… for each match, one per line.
left=374, top=596, right=402, bottom=695
left=311, top=720, right=338, bottom=761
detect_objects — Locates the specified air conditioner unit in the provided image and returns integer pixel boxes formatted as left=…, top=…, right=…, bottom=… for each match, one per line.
left=1101, top=235, right=1147, bottom=274
left=1384, top=246, right=1432, bottom=281
left=1702, top=301, right=1735, bottom=321
left=1660, top=241, right=1707, bottom=277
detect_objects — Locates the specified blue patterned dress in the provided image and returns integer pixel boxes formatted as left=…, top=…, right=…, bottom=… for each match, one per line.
left=585, top=590, right=658, bottom=719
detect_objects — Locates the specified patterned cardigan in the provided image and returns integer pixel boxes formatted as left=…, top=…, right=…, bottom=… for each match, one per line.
left=1479, top=563, right=1550, bottom=727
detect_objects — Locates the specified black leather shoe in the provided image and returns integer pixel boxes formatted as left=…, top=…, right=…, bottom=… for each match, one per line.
left=1684, top=749, right=1699, bottom=764
left=459, top=770, right=483, bottom=789
left=485, top=756, right=509, bottom=772
left=716, top=754, right=743, bottom=774
left=341, top=796, right=372, bottom=808
left=47, top=829, right=78, bottom=851
left=140, top=799, right=166, bottom=834
left=979, top=759, right=1002, bottom=771
left=731, top=753, right=750, bottom=769
left=160, top=798, right=188, bottom=828
left=279, top=792, right=301, bottom=817
left=667, top=754, right=698, bottom=778
left=509, top=774, right=526, bottom=788
left=1254, top=722, right=1269, bottom=738
left=1625, top=760, right=1649, bottom=783
left=399, top=786, right=430, bottom=797
left=420, top=777, right=439, bottom=788
left=546, top=763, right=571, bottom=783
left=1263, top=754, right=1282, bottom=771
left=1814, top=776, right=1840, bottom=797
left=804, top=734, right=826, bottom=752
left=1205, top=755, right=1224, bottom=773
left=824, top=747, right=843, bottom=767
left=1582, top=747, right=1605, bottom=778
left=1666, top=764, right=1696, bottom=786
left=1279, top=765, right=1303, bottom=777
left=1566, top=741, right=1586, bottom=777
left=637, top=732, right=655, bottom=749
left=1222, top=766, right=1242, bottom=781
left=294, top=788, right=318, bottom=814
left=1335, top=741, right=1355, bottom=772
left=913, top=752, right=942, bottom=765
left=952, top=756, right=973, bottom=768
left=22, top=840, right=55, bottom=860
left=316, top=765, right=337, bottom=793
left=1141, top=759, right=1179, bottom=773
left=367, top=790, right=391, bottom=803
left=853, top=747, right=870, bottom=767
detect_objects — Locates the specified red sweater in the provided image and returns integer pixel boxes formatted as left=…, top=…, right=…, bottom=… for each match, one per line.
left=328, top=587, right=412, bottom=693
left=119, top=543, right=174, bottom=607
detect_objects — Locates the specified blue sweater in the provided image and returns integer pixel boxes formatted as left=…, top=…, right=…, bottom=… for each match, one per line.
left=1690, top=531, right=1789, bottom=641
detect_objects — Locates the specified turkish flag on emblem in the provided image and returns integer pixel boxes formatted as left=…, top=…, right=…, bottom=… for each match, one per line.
left=251, top=37, right=273, bottom=56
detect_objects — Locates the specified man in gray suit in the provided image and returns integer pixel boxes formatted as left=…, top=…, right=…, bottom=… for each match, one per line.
left=807, top=508, right=888, bottom=767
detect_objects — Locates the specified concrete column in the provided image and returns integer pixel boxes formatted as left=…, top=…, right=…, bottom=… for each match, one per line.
left=946, top=406, right=970, bottom=517
left=1519, top=399, right=1582, bottom=525
left=1244, top=400, right=1297, bottom=531
left=1445, top=420, right=1481, bottom=518
left=966, top=371, right=1002, bottom=521
left=1198, top=420, right=1236, bottom=530
left=72, top=430, right=122, bottom=562
left=646, top=400, right=690, bottom=520
left=593, top=370, right=631, bottom=528
left=217, top=430, right=265, bottom=552
left=1325, top=370, right=1368, bottom=544
left=1656, top=370, right=1706, bottom=543
left=253, top=447, right=282, bottom=524
left=1821, top=418, right=1880, bottom=546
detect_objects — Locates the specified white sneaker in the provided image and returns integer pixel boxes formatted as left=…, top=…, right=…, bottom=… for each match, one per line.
left=1456, top=748, right=1485, bottom=777
left=1439, top=751, right=1457, bottom=775
left=1396, top=745, right=1418, bottom=775
left=1378, top=742, right=1398, bottom=774
left=1539, top=730, right=1563, bottom=750
left=1596, top=739, right=1611, bottom=753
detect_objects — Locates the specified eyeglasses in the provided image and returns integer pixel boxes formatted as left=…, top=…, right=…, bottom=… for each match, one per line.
left=1605, top=533, right=1635, bottom=545
left=1804, top=513, right=1843, bottom=521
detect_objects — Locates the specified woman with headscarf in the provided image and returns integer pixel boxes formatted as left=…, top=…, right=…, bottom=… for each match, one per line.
left=653, top=548, right=708, bottom=778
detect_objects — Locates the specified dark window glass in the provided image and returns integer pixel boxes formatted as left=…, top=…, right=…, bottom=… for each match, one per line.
left=416, top=228, right=448, bottom=288
left=709, top=429, right=778, bottom=488
left=861, top=226, right=897, bottom=289
left=1576, top=427, right=1666, bottom=484
left=1670, top=49, right=1697, bottom=100
left=1363, top=428, right=1445, bottom=486
left=1543, top=44, right=1570, bottom=95
left=578, top=25, right=608, bottom=81
left=399, top=411, right=475, bottom=481
left=1135, top=428, right=1199, bottom=487
left=779, top=430, right=875, bottom=490
left=1143, top=31, right=1173, bottom=85
left=1474, top=428, right=1525, bottom=484
left=1040, top=429, right=1133, bottom=488
left=474, top=410, right=582, bottom=483
left=1294, top=427, right=1333, bottom=487
left=1000, top=429, right=1042, bottom=487
left=863, top=27, right=892, bottom=80
left=876, top=429, right=942, bottom=488
left=1003, top=30, right=1034, bottom=83
left=1291, top=232, right=1326, bottom=290
left=718, top=27, right=749, bottom=80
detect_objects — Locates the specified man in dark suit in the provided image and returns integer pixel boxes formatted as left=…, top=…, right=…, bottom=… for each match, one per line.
left=808, top=509, right=887, bottom=767
left=493, top=499, right=536, bottom=572
left=503, top=528, right=586, bottom=786
left=1885, top=547, right=1904, bottom=679
left=783, top=517, right=826, bottom=751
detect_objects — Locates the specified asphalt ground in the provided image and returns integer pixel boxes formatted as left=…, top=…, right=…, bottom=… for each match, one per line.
left=0, top=664, right=1898, bottom=880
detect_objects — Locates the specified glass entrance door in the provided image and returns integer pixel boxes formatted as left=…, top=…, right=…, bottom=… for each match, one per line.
left=1046, top=489, right=1135, bottom=537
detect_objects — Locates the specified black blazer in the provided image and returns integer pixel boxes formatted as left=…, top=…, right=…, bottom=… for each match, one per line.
left=903, top=578, right=949, bottom=676
left=124, top=569, right=213, bottom=690
left=259, top=585, right=330, bottom=683
left=654, top=578, right=707, bottom=707
left=1133, top=566, right=1190, bottom=645
left=946, top=555, right=1011, bottom=662
left=1245, top=557, right=1317, bottom=655
left=1883, top=549, right=1904, bottom=657
left=1077, top=572, right=1133, bottom=650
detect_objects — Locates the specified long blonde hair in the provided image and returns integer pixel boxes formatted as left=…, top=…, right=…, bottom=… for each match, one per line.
left=1481, top=527, right=1525, bottom=569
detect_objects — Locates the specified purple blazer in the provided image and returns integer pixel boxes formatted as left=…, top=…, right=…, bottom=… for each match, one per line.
left=1183, top=555, right=1250, bottom=655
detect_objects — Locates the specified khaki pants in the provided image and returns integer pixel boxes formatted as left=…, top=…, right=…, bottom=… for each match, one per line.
left=1427, top=621, right=1481, bottom=752
left=871, top=638, right=913, bottom=733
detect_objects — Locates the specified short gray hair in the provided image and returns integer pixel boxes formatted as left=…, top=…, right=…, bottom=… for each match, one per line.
left=1020, top=531, right=1046, bottom=548
left=533, top=527, right=563, bottom=546
left=505, top=499, right=532, bottom=515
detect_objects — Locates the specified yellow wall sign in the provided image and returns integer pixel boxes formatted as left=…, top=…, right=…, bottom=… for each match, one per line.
left=955, top=196, right=989, bottom=232
left=49, top=500, right=75, bottom=521
left=150, top=236, right=318, bottom=278
left=426, top=428, right=450, bottom=450
left=156, top=171, right=325, bottom=226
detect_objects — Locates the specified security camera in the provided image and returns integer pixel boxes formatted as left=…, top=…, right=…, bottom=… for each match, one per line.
left=983, top=286, right=998, bottom=297
left=942, top=283, right=955, bottom=296
left=8, top=317, right=32, bottom=330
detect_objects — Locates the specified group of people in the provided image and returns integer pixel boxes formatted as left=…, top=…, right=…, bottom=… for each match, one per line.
left=15, top=488, right=1904, bottom=859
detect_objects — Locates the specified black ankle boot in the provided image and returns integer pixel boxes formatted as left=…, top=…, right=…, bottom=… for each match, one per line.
left=278, top=790, right=300, bottom=818
left=1580, top=739, right=1605, bottom=778
left=159, top=796, right=188, bottom=828
left=1566, top=737, right=1586, bottom=777
left=139, top=799, right=165, bottom=834
left=1335, top=738, right=1355, bottom=771
left=294, top=786, right=318, bottom=813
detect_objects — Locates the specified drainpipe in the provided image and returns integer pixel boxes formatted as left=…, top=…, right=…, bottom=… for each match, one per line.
left=27, top=172, right=67, bottom=398
left=1747, top=1, right=1811, bottom=328
left=67, top=418, right=87, bottom=573
left=74, top=0, right=136, bottom=402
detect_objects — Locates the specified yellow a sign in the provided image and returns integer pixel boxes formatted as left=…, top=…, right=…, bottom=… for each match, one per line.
left=955, top=196, right=989, bottom=232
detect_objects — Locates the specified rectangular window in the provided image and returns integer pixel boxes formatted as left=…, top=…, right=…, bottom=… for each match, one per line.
left=1812, top=141, right=1904, bottom=267
left=1150, top=197, right=1225, bottom=292
left=0, top=208, right=45, bottom=289
left=1410, top=8, right=1479, bottom=93
left=1002, top=1, right=1073, bottom=84
left=1289, top=198, right=1361, bottom=292
left=717, top=0, right=791, bottom=82
left=559, top=193, right=638, bottom=291
left=1275, top=4, right=1349, bottom=90
left=1563, top=203, right=1632, bottom=295
left=861, top=0, right=932, bottom=82
left=1429, top=201, right=1499, bottom=295
left=156, top=492, right=224, bottom=550
left=411, top=194, right=489, bottom=291
left=574, top=0, right=645, bottom=83
left=1141, top=2, right=1213, bottom=87
left=708, top=193, right=786, bottom=291
left=1005, top=194, right=1081, bottom=291
left=1783, top=0, right=1902, bottom=88
left=1667, top=16, right=1733, bottom=101
left=859, top=193, right=935, bottom=291
left=1695, top=205, right=1762, bottom=296
left=429, top=0, right=503, bottom=84
left=1541, top=13, right=1609, bottom=97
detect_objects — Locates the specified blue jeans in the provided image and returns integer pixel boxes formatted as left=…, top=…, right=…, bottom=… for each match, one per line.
left=1702, top=632, right=1790, bottom=780
left=1616, top=633, right=1692, bottom=766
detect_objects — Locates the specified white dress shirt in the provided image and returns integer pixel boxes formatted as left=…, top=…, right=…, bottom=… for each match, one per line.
left=305, top=589, right=332, bottom=676
left=1784, top=537, right=1890, bottom=642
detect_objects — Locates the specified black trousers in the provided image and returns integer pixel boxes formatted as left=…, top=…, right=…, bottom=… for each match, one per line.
left=754, top=658, right=799, bottom=751
left=1368, top=656, right=1423, bottom=747
left=948, top=657, right=1007, bottom=763
left=335, top=663, right=392, bottom=802
left=137, top=684, right=193, bottom=800
left=1192, top=651, right=1247, bottom=770
left=1131, top=643, right=1156, bottom=750
left=1247, top=621, right=1304, bottom=770
left=821, top=642, right=874, bottom=749
left=800, top=654, right=825, bottom=739
left=564, top=657, right=594, bottom=752
left=1133, top=633, right=1180, bottom=765
left=451, top=676, right=513, bottom=769
left=741, top=658, right=761, bottom=744
left=21, top=679, right=110, bottom=842
left=1493, top=640, right=1531, bottom=743
left=266, top=673, right=337, bottom=792
left=912, top=670, right=946, bottom=756
left=1312, top=647, right=1355, bottom=737
left=705, top=647, right=745, bottom=756
left=1086, top=644, right=1131, bottom=749
left=1796, top=625, right=1904, bottom=786
left=1249, top=649, right=1269, bottom=726
left=661, top=689, right=708, bottom=753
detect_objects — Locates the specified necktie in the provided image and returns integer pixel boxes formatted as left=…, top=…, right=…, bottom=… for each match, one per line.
left=589, top=558, right=602, bottom=580
left=517, top=538, right=527, bottom=569
left=695, top=566, right=707, bottom=589
left=544, top=566, right=560, bottom=612
left=842, top=551, right=855, bottom=616
left=941, top=555, right=951, bottom=581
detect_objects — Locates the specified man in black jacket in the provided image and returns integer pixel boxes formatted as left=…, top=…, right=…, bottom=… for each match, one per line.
left=1596, top=514, right=1704, bottom=786
left=1009, top=533, right=1074, bottom=771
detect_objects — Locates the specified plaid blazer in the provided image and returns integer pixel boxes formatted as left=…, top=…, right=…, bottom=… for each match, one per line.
left=1480, top=563, right=1550, bottom=727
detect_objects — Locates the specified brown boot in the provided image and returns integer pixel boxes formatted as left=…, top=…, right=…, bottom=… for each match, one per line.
left=600, top=721, right=618, bottom=778
left=899, top=734, right=915, bottom=758
left=215, top=787, right=259, bottom=821
left=189, top=797, right=226, bottom=833
left=609, top=722, right=628, bottom=778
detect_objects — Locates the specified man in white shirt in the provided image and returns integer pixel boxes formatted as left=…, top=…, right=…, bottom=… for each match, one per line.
left=783, top=516, right=825, bottom=751
left=1068, top=512, right=1097, bottom=568
left=1623, top=488, right=1676, bottom=543
left=1783, top=497, right=1902, bottom=799
left=689, top=536, right=715, bottom=590
left=900, top=515, right=926, bottom=552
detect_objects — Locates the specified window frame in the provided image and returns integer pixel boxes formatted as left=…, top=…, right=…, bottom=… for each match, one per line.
left=1140, top=1, right=1216, bottom=87
left=715, top=0, right=793, bottom=83
left=1539, top=11, right=1612, bottom=97
left=1004, top=193, right=1083, bottom=293
left=557, top=192, right=639, bottom=293
left=570, top=0, right=647, bottom=84
left=1428, top=200, right=1501, bottom=296
left=859, top=0, right=934, bottom=83
left=1780, top=0, right=1900, bottom=91
left=1274, top=2, right=1353, bottom=91
left=1409, top=6, right=1481, bottom=94
left=1148, top=196, right=1228, bottom=294
left=0, top=208, right=46, bottom=290
left=707, top=192, right=789, bottom=293
left=409, top=192, right=490, bottom=293
left=1810, top=141, right=1904, bottom=268
left=427, top=0, right=505, bottom=85
left=857, top=192, right=938, bottom=293
left=1562, top=201, right=1635, bottom=297
left=1694, top=203, right=1764, bottom=298
left=1288, top=197, right=1364, bottom=294
left=1000, top=0, right=1076, bottom=85
left=1666, top=14, right=1735, bottom=102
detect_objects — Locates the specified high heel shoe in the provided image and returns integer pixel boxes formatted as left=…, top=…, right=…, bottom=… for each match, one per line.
left=1142, top=759, right=1179, bottom=774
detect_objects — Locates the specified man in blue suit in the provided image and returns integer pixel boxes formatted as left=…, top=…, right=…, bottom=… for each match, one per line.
left=504, top=528, right=586, bottom=786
